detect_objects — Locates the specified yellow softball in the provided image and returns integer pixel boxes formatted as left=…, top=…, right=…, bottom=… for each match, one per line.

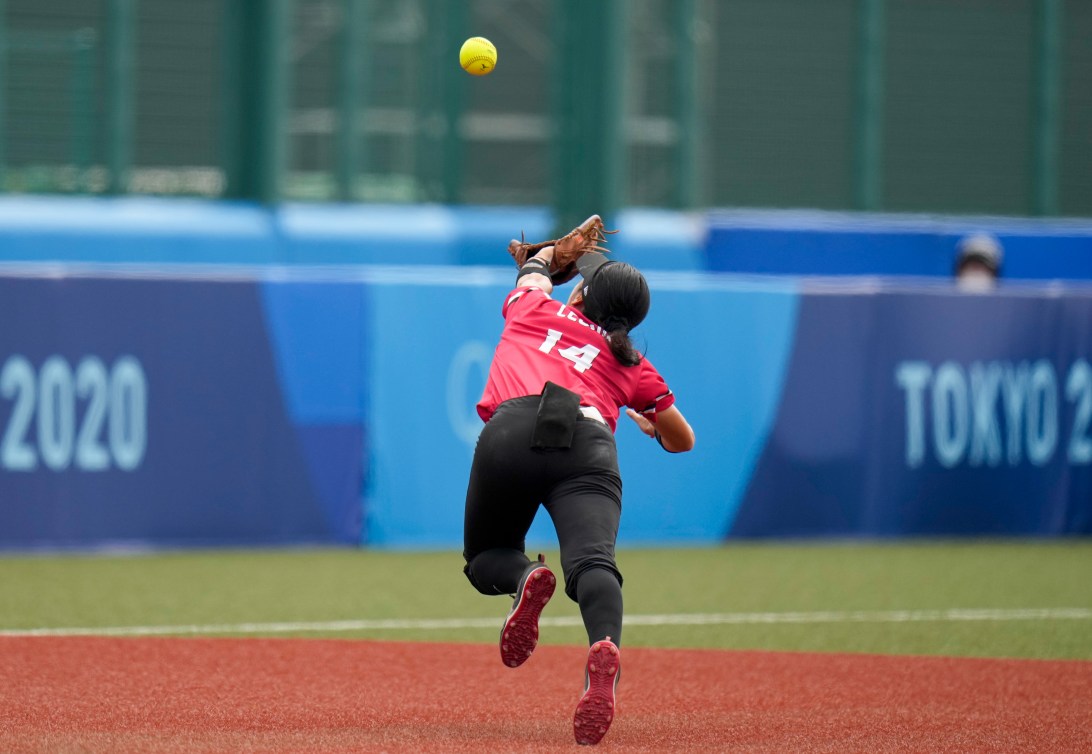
left=460, top=37, right=497, bottom=76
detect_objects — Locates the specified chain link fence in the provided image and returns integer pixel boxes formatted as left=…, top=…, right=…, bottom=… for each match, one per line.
left=1, top=0, right=1088, bottom=216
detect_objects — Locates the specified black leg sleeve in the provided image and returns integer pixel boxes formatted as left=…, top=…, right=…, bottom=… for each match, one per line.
left=575, top=566, right=623, bottom=646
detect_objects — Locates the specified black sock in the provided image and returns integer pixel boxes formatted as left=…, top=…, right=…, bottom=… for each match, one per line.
left=576, top=567, right=623, bottom=646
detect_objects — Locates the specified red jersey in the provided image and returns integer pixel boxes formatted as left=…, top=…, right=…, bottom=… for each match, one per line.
left=477, top=286, right=675, bottom=431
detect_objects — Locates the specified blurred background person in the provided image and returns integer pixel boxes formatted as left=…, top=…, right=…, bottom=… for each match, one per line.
left=954, top=233, right=1003, bottom=291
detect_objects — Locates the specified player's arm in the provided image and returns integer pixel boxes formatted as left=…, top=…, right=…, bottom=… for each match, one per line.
left=516, top=245, right=556, bottom=294
left=625, top=405, right=695, bottom=453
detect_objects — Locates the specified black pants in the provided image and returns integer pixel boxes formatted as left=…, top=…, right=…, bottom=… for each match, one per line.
left=463, top=396, right=623, bottom=603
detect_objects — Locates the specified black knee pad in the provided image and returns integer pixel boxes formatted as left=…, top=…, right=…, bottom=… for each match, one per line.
left=460, top=552, right=515, bottom=594
left=462, top=558, right=493, bottom=595
left=464, top=547, right=535, bottom=596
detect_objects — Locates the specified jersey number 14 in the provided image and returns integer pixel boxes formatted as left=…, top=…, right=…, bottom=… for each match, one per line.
left=539, top=329, right=601, bottom=373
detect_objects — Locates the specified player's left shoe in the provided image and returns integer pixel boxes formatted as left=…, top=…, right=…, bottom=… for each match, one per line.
left=573, top=637, right=620, bottom=745
left=499, top=554, right=556, bottom=668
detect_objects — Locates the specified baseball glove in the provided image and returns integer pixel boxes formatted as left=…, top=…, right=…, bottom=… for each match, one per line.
left=508, top=214, right=617, bottom=284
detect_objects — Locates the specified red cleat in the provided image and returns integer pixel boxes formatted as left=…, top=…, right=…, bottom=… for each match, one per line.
left=573, top=637, right=620, bottom=745
left=499, top=555, right=556, bottom=668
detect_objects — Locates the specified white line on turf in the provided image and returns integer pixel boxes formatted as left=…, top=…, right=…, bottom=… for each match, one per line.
left=1, top=608, right=1090, bottom=638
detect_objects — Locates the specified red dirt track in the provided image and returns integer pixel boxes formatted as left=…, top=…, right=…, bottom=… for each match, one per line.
left=2, top=636, right=1089, bottom=753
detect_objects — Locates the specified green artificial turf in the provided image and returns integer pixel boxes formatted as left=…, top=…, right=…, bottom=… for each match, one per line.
left=1, top=540, right=1089, bottom=659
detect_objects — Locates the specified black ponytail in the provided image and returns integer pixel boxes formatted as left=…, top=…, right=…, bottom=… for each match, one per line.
left=582, top=261, right=651, bottom=367
left=605, top=326, right=642, bottom=366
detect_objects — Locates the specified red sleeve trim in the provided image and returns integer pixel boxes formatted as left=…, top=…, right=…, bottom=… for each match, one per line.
left=637, top=390, right=675, bottom=421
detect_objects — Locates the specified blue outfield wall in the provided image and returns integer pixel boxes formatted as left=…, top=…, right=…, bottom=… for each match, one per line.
left=732, top=279, right=1092, bottom=537
left=1, top=265, right=1090, bottom=550
left=705, top=209, right=1092, bottom=280
left=0, top=269, right=368, bottom=549
left=0, top=197, right=1091, bottom=549
left=10, top=197, right=1092, bottom=281
left=0, top=197, right=703, bottom=271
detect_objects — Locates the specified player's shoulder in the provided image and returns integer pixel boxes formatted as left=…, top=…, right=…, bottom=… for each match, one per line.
left=503, top=285, right=550, bottom=314
left=634, top=350, right=669, bottom=382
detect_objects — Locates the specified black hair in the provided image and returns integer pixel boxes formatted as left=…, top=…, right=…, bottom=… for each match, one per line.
left=603, top=325, right=642, bottom=366
left=582, top=262, right=650, bottom=367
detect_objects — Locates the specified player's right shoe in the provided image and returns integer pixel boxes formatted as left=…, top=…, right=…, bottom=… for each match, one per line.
left=499, top=554, right=556, bottom=668
left=573, top=637, right=621, bottom=745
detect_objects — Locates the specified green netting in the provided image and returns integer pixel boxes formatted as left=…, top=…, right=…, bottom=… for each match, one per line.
left=0, top=0, right=1085, bottom=214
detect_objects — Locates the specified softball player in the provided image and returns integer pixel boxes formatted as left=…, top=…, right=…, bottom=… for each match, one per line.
left=462, top=244, right=695, bottom=745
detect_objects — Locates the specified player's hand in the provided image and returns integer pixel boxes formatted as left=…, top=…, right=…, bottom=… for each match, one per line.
left=625, top=408, right=656, bottom=438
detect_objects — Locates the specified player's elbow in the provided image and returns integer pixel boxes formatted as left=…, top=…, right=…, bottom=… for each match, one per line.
left=660, top=426, right=695, bottom=453
left=673, top=429, right=696, bottom=453
left=655, top=407, right=695, bottom=453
